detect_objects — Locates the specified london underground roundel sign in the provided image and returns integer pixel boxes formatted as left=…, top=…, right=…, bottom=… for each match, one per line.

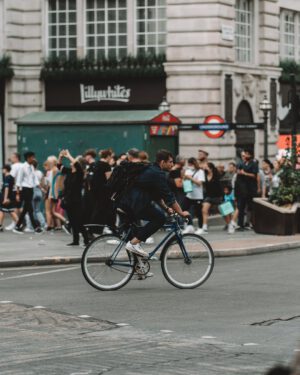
left=203, top=115, right=226, bottom=139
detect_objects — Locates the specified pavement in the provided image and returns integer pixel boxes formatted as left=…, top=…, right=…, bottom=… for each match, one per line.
left=1, top=217, right=300, bottom=267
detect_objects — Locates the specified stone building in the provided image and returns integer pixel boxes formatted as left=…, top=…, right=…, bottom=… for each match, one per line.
left=0, top=0, right=299, bottom=165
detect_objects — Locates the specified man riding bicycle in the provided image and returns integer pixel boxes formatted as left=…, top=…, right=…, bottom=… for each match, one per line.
left=118, top=149, right=190, bottom=258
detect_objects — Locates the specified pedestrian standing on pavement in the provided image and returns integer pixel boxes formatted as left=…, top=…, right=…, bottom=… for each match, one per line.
left=83, top=149, right=98, bottom=227
left=234, top=149, right=258, bottom=230
left=198, top=149, right=209, bottom=170
left=182, top=157, right=206, bottom=235
left=91, top=149, right=114, bottom=232
left=58, top=150, right=89, bottom=247
left=261, top=159, right=274, bottom=198
left=5, top=152, right=23, bottom=230
left=199, top=162, right=223, bottom=234
left=169, top=155, right=186, bottom=206
left=13, top=151, right=43, bottom=234
left=0, top=164, right=18, bottom=232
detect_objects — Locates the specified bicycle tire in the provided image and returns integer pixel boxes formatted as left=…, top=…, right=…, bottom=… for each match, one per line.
left=81, top=234, right=135, bottom=291
left=161, top=233, right=214, bottom=289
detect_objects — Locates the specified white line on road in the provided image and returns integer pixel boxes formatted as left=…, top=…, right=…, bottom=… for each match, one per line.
left=0, top=266, right=79, bottom=281
left=160, top=330, right=173, bottom=333
left=243, top=343, right=259, bottom=346
left=0, top=301, right=13, bottom=303
left=201, top=336, right=216, bottom=339
left=34, top=306, right=45, bottom=309
left=78, top=315, right=91, bottom=318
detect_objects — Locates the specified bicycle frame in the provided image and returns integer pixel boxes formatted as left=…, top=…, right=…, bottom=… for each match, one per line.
left=109, top=216, right=191, bottom=267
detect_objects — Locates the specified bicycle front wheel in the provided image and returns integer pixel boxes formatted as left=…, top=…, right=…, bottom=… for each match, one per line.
left=81, top=234, right=135, bottom=291
left=161, top=234, right=214, bottom=289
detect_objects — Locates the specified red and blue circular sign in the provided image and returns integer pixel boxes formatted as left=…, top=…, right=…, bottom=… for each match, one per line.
left=203, top=115, right=226, bottom=139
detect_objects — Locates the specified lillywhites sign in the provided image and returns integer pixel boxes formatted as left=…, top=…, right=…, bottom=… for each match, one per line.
left=80, top=84, right=131, bottom=104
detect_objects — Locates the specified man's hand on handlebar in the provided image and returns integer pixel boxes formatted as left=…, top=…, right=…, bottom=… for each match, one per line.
left=180, top=211, right=190, bottom=218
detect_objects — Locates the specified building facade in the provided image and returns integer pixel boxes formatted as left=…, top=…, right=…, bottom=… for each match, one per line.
left=0, top=0, right=299, bottom=164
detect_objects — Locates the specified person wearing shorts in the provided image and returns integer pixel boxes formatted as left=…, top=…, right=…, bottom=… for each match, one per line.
left=0, top=165, right=18, bottom=231
left=198, top=162, right=223, bottom=234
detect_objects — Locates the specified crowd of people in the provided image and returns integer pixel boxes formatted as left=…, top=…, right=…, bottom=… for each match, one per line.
left=0, top=146, right=286, bottom=245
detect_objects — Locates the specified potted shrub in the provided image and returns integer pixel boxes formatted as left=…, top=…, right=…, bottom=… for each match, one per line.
left=253, top=159, right=300, bottom=235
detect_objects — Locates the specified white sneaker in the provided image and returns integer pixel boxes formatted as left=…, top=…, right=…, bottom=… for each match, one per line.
left=24, top=228, right=35, bottom=233
left=228, top=224, right=235, bottom=234
left=125, top=242, right=148, bottom=258
left=145, top=237, right=155, bottom=245
left=182, top=225, right=195, bottom=234
left=5, top=222, right=15, bottom=231
left=195, top=228, right=208, bottom=235
left=231, top=221, right=238, bottom=229
left=103, top=226, right=113, bottom=234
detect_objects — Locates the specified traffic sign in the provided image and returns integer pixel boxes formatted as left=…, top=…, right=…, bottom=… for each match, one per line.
left=203, top=115, right=226, bottom=138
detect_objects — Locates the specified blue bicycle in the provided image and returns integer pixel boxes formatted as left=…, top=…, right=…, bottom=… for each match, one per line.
left=81, top=213, right=214, bottom=291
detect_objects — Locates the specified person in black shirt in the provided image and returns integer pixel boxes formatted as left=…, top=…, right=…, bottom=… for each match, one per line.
left=83, top=149, right=97, bottom=227
left=169, top=155, right=185, bottom=206
left=0, top=165, right=18, bottom=231
left=90, top=149, right=113, bottom=231
left=235, top=149, right=258, bottom=230
left=58, top=150, right=89, bottom=246
left=119, top=149, right=190, bottom=258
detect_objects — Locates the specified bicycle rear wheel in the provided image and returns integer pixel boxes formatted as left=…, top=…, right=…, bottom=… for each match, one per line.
left=81, top=234, right=135, bottom=291
left=161, top=234, right=214, bottom=289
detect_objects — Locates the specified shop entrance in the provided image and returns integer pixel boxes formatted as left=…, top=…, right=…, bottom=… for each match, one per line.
left=235, top=100, right=255, bottom=157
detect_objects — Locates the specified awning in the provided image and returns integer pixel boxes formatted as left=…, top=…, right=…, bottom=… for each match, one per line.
left=15, top=110, right=181, bottom=126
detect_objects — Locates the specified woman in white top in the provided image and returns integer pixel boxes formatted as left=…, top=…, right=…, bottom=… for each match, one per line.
left=182, top=157, right=206, bottom=235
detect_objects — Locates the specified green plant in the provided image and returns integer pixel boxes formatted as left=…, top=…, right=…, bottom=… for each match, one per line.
left=269, top=161, right=300, bottom=206
left=40, top=54, right=166, bottom=81
left=0, top=55, right=14, bottom=80
left=280, top=60, right=300, bottom=83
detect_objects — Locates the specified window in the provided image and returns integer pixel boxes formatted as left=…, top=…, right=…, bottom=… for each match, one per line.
left=235, top=0, right=253, bottom=63
left=48, top=0, right=77, bottom=58
left=136, top=0, right=166, bottom=55
left=86, top=0, right=127, bottom=59
left=280, top=10, right=300, bottom=61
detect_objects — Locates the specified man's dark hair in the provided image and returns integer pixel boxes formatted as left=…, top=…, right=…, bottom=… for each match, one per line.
left=3, top=164, right=11, bottom=172
left=127, top=148, right=140, bottom=159
left=12, top=152, right=21, bottom=161
left=156, top=149, right=173, bottom=163
left=243, top=148, right=253, bottom=156
left=83, top=149, right=97, bottom=158
left=24, top=151, right=35, bottom=161
left=100, top=149, right=113, bottom=159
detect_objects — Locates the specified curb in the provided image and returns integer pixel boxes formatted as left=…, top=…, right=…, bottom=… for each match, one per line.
left=0, top=241, right=299, bottom=268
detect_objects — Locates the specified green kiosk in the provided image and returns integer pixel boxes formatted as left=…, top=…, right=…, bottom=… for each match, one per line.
left=16, top=110, right=181, bottom=163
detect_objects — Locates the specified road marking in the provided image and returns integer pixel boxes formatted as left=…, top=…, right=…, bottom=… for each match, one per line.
left=78, top=315, right=91, bottom=319
left=116, top=323, right=130, bottom=327
left=34, top=306, right=45, bottom=309
left=201, top=336, right=216, bottom=339
left=0, top=266, right=79, bottom=280
left=160, top=330, right=173, bottom=333
left=243, top=343, right=259, bottom=346
left=0, top=301, right=13, bottom=304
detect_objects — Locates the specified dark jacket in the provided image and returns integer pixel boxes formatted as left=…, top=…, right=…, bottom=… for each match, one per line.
left=119, top=163, right=176, bottom=216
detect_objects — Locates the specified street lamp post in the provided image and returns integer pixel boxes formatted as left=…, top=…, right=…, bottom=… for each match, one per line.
left=259, top=95, right=272, bottom=160
left=159, top=96, right=170, bottom=112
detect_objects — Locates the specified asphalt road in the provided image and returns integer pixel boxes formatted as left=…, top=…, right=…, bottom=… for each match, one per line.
left=0, top=250, right=299, bottom=375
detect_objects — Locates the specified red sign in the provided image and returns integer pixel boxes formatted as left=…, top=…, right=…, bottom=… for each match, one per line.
left=277, top=135, right=300, bottom=151
left=150, top=111, right=181, bottom=125
left=203, top=115, right=226, bottom=139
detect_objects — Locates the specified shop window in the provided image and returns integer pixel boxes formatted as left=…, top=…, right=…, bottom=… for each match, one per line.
left=48, top=0, right=77, bottom=58
left=235, top=0, right=253, bottom=63
left=136, top=0, right=166, bottom=55
left=280, top=10, right=299, bottom=61
left=86, top=0, right=127, bottom=59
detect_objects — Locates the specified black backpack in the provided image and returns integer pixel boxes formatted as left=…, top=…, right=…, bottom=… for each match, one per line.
left=106, top=161, right=149, bottom=202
